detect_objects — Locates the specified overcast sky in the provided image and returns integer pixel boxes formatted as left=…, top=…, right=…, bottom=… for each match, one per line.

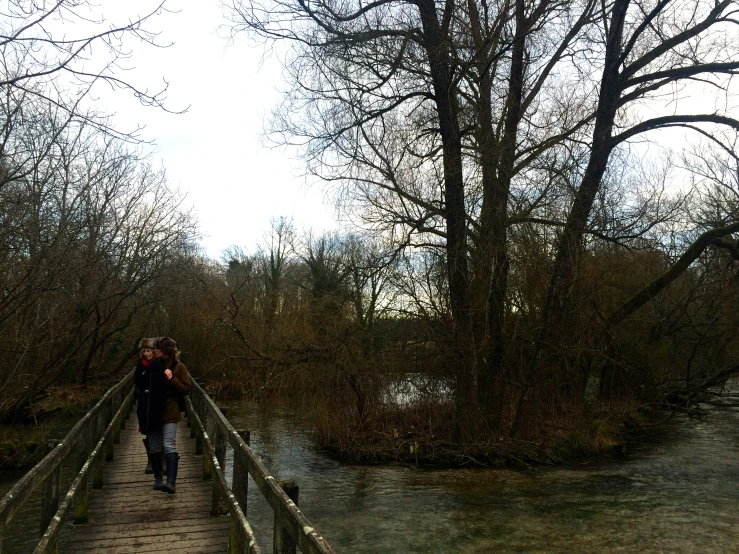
left=94, top=0, right=338, bottom=259
left=85, top=0, right=737, bottom=259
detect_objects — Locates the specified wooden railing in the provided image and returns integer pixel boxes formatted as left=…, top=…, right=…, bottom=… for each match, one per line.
left=187, top=378, right=336, bottom=554
left=0, top=371, right=336, bottom=554
left=0, top=369, right=135, bottom=554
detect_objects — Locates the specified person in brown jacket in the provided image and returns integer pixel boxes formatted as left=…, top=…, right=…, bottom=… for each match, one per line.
left=149, top=336, right=191, bottom=494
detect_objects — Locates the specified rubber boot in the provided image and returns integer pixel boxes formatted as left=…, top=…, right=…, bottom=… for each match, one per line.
left=161, top=452, right=179, bottom=494
left=150, top=452, right=164, bottom=490
left=143, top=438, right=153, bottom=474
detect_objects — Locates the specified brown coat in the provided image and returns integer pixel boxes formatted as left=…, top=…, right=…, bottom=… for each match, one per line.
left=161, top=358, right=191, bottom=424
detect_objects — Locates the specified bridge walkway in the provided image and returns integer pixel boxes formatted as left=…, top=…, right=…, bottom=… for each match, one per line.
left=59, top=412, right=229, bottom=553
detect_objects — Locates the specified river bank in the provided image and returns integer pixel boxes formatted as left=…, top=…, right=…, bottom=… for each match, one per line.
left=201, top=372, right=646, bottom=468
left=0, top=381, right=114, bottom=471
left=305, top=400, right=643, bottom=468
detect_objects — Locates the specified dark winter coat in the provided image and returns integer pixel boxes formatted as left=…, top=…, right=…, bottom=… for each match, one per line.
left=161, top=357, right=191, bottom=424
left=136, top=358, right=167, bottom=435
left=134, top=358, right=151, bottom=400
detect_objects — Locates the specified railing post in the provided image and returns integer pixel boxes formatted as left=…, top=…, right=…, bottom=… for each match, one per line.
left=197, top=390, right=206, bottom=423
left=195, top=422, right=203, bottom=455
left=210, top=425, right=228, bottom=516
left=92, top=447, right=105, bottom=489
left=233, top=430, right=251, bottom=516
left=76, top=421, right=92, bottom=472
left=211, top=476, right=228, bottom=516
left=39, top=440, right=62, bottom=538
left=95, top=403, right=106, bottom=445
left=124, top=381, right=131, bottom=421
left=111, top=396, right=122, bottom=445
left=229, top=519, right=239, bottom=554
left=202, top=425, right=212, bottom=481
left=274, top=481, right=299, bottom=554
left=74, top=473, right=89, bottom=524
left=215, top=424, right=226, bottom=469
left=119, top=389, right=127, bottom=430
left=90, top=408, right=104, bottom=488
left=104, top=431, right=114, bottom=462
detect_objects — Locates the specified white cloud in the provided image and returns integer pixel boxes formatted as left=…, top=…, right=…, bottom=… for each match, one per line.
left=91, top=0, right=338, bottom=257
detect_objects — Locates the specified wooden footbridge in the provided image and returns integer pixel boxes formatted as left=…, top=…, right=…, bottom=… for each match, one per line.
left=0, top=370, right=335, bottom=553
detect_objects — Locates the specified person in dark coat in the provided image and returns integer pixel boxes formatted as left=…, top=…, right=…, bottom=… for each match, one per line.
left=150, top=336, right=190, bottom=494
left=134, top=338, right=158, bottom=474
left=136, top=340, right=168, bottom=490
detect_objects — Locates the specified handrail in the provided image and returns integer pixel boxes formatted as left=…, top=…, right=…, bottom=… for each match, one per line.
left=187, top=378, right=336, bottom=554
left=35, top=386, right=134, bottom=553
left=0, top=369, right=135, bottom=554
left=185, top=401, right=262, bottom=554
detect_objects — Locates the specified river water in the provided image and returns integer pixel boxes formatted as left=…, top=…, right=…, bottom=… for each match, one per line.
left=224, top=390, right=739, bottom=553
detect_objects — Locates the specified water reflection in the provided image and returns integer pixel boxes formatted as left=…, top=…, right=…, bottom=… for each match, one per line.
left=222, top=391, right=739, bottom=553
left=381, top=373, right=452, bottom=407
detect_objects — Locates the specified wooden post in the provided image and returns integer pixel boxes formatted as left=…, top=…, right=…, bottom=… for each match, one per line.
left=202, top=436, right=212, bottom=481
left=111, top=392, right=122, bottom=444
left=112, top=412, right=121, bottom=445
left=105, top=432, right=114, bottom=462
left=233, top=430, right=250, bottom=517
left=214, top=424, right=226, bottom=469
left=77, top=421, right=92, bottom=472
left=211, top=474, right=228, bottom=516
left=211, top=425, right=227, bottom=515
left=103, top=397, right=113, bottom=429
left=124, top=386, right=131, bottom=420
left=193, top=391, right=201, bottom=421
left=39, top=440, right=62, bottom=537
left=197, top=391, right=206, bottom=423
left=119, top=390, right=127, bottom=430
left=274, top=481, right=299, bottom=554
left=229, top=518, right=240, bottom=554
left=74, top=474, right=89, bottom=524
left=196, top=406, right=206, bottom=456
left=207, top=412, right=217, bottom=451
left=195, top=423, right=203, bottom=455
left=92, top=447, right=104, bottom=489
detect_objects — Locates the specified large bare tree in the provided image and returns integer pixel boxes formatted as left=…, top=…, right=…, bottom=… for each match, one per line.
left=226, top=0, right=739, bottom=437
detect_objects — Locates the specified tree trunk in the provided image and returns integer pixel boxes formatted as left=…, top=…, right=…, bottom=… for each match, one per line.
left=418, top=0, right=478, bottom=438
left=513, top=0, right=631, bottom=433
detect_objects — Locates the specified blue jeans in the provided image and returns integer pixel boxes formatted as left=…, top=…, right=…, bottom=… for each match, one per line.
left=147, top=422, right=178, bottom=455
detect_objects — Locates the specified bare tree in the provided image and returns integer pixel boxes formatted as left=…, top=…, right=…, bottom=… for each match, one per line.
left=0, top=107, right=196, bottom=420
left=0, top=0, right=179, bottom=141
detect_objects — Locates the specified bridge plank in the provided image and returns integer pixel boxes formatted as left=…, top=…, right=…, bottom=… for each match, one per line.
left=59, top=412, right=230, bottom=553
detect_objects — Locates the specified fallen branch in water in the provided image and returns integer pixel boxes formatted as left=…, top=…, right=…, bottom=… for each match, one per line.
left=663, top=362, right=739, bottom=408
